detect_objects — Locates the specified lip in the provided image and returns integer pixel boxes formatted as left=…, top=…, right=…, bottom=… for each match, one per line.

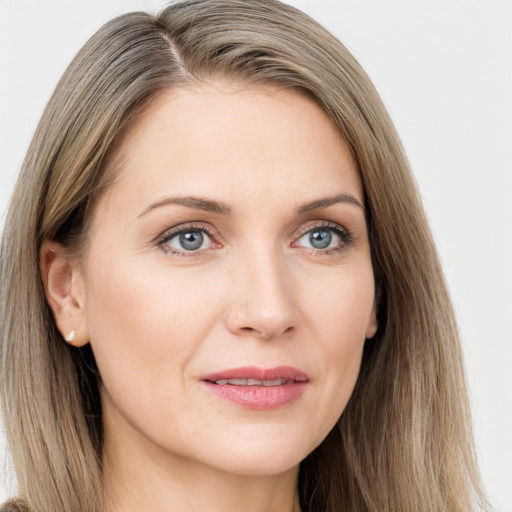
left=200, top=366, right=309, bottom=410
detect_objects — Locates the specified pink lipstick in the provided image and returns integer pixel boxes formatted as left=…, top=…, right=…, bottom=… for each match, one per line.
left=200, top=366, right=309, bottom=410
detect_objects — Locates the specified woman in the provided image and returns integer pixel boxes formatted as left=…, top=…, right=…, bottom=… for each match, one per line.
left=0, top=1, right=488, bottom=511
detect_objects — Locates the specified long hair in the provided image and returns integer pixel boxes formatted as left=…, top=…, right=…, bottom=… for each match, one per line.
left=0, top=1, right=486, bottom=511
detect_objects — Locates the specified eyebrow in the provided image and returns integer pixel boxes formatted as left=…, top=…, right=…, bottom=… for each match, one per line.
left=137, top=196, right=232, bottom=218
left=137, top=192, right=364, bottom=219
left=297, top=193, right=364, bottom=214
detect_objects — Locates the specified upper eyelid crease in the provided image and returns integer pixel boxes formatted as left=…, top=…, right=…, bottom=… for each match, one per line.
left=157, top=222, right=217, bottom=241
left=159, top=220, right=348, bottom=241
left=295, top=222, right=349, bottom=241
left=137, top=192, right=364, bottom=220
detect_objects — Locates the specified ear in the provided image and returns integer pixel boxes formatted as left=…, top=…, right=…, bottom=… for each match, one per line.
left=365, top=285, right=380, bottom=339
left=40, top=240, right=89, bottom=347
left=365, top=301, right=378, bottom=339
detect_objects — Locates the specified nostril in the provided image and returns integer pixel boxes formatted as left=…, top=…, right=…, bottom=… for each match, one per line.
left=238, top=326, right=294, bottom=339
left=239, top=327, right=271, bottom=339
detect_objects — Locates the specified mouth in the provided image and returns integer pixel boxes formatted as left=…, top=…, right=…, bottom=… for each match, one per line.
left=212, top=377, right=291, bottom=386
left=200, top=366, right=309, bottom=410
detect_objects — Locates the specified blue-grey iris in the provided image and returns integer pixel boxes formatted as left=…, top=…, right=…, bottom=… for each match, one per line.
left=310, top=229, right=331, bottom=249
left=180, top=231, right=203, bottom=250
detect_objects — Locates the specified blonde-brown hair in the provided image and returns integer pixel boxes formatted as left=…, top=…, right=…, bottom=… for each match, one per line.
left=0, top=1, right=487, bottom=511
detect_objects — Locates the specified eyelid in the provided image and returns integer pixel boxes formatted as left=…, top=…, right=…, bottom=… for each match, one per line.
left=291, top=220, right=353, bottom=253
left=156, top=222, right=222, bottom=256
left=293, top=220, right=350, bottom=240
left=155, top=219, right=353, bottom=257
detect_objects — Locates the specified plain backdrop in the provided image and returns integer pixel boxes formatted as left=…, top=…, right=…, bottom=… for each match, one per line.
left=1, top=0, right=511, bottom=510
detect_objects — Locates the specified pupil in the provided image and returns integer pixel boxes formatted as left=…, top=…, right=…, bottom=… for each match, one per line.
left=310, top=229, right=331, bottom=249
left=180, top=231, right=203, bottom=250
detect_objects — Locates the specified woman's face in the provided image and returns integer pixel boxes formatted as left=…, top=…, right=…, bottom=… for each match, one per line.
left=77, top=83, right=377, bottom=477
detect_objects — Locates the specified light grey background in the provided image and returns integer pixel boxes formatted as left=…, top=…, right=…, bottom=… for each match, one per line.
left=1, top=1, right=511, bottom=510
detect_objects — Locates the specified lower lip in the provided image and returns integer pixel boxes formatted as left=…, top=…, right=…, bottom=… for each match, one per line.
left=201, top=381, right=308, bottom=410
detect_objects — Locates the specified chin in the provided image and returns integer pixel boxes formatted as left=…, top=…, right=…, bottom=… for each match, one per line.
left=191, top=429, right=317, bottom=477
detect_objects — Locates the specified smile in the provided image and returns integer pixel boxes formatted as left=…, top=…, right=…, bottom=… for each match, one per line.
left=200, top=366, right=309, bottom=410
left=214, top=378, right=288, bottom=386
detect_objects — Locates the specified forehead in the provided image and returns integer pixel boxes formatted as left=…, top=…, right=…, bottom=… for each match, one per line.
left=97, top=82, right=362, bottom=217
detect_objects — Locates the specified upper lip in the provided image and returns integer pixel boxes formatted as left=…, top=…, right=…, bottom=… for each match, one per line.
left=200, top=366, right=309, bottom=383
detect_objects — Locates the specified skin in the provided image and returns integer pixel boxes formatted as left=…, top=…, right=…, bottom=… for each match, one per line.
left=41, top=83, right=378, bottom=512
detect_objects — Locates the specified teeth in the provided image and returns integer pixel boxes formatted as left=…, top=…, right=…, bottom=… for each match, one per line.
left=227, top=378, right=249, bottom=385
left=214, top=378, right=288, bottom=386
left=262, top=379, right=287, bottom=387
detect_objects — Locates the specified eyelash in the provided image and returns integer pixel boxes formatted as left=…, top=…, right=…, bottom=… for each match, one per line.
left=156, top=221, right=353, bottom=258
left=157, top=222, right=219, bottom=258
left=293, top=221, right=353, bottom=256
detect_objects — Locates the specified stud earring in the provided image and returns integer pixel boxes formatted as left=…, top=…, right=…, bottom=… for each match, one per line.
left=65, top=329, right=77, bottom=343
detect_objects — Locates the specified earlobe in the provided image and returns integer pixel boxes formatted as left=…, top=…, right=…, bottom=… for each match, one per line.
left=40, top=240, right=89, bottom=347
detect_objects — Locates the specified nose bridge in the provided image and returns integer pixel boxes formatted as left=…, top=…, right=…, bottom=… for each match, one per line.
left=225, top=241, right=297, bottom=339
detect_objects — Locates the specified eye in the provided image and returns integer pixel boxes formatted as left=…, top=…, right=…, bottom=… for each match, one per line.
left=158, top=223, right=216, bottom=255
left=295, top=223, right=352, bottom=253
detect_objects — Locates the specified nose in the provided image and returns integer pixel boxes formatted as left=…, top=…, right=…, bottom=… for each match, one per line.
left=223, top=248, right=299, bottom=340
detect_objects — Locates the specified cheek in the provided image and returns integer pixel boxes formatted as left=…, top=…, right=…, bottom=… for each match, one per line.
left=298, top=265, right=374, bottom=434
left=301, top=262, right=375, bottom=348
left=82, top=250, right=224, bottom=403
